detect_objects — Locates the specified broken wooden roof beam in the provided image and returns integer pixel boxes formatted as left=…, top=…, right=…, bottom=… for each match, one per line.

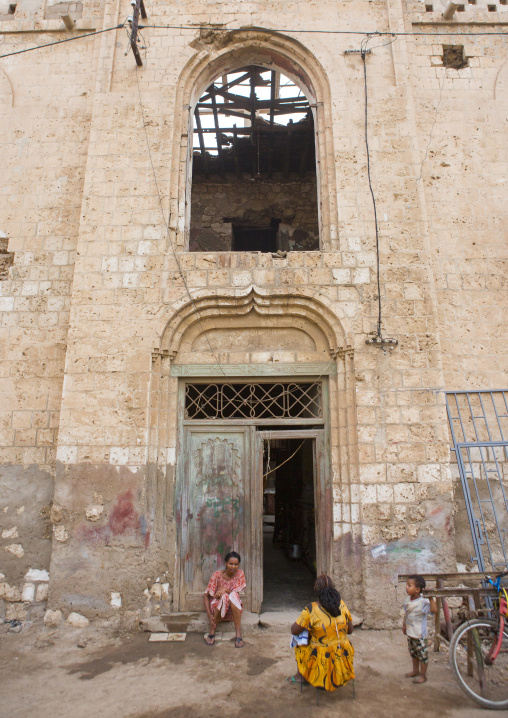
left=193, top=108, right=208, bottom=176
left=199, top=72, right=251, bottom=103
left=193, top=126, right=309, bottom=134
left=210, top=86, right=225, bottom=174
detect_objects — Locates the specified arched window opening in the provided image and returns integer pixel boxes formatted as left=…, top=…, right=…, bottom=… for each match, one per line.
left=190, top=66, right=319, bottom=253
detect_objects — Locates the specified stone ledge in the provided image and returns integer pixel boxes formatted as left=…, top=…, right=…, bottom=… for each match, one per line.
left=154, top=610, right=365, bottom=635
left=0, top=18, right=96, bottom=32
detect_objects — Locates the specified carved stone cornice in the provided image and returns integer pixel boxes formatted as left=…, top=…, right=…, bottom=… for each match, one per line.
left=332, top=345, right=355, bottom=360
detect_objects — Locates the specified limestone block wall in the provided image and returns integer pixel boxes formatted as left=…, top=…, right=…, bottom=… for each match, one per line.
left=0, top=0, right=96, bottom=21
left=0, top=0, right=506, bottom=625
left=405, top=10, right=508, bottom=563
left=406, top=26, right=508, bottom=391
left=0, top=0, right=105, bottom=619
left=45, top=0, right=83, bottom=21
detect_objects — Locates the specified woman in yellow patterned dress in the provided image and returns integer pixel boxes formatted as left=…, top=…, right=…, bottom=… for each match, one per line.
left=289, top=574, right=354, bottom=691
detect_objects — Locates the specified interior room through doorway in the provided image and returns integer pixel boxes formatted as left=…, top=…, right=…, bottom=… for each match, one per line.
left=261, top=437, right=316, bottom=611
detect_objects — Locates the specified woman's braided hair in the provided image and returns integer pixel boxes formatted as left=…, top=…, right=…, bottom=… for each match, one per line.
left=314, top=574, right=341, bottom=617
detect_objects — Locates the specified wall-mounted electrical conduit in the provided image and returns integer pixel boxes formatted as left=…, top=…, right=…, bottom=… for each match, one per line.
left=346, top=36, right=398, bottom=351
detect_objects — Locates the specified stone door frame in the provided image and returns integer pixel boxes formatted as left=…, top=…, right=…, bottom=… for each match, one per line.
left=148, top=287, right=362, bottom=612
left=175, top=380, right=331, bottom=613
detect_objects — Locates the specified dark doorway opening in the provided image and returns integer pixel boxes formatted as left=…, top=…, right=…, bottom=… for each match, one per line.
left=262, top=437, right=316, bottom=611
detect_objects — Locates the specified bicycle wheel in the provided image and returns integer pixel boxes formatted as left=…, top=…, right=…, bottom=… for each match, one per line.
left=450, top=618, right=508, bottom=710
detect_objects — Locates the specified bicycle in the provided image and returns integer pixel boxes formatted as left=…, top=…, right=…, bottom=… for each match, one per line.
left=449, top=571, right=508, bottom=710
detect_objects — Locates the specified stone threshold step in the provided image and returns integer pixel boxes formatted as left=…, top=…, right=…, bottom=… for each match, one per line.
left=141, top=610, right=363, bottom=634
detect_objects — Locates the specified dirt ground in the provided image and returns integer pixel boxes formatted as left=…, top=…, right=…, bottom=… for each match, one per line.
left=0, top=623, right=503, bottom=718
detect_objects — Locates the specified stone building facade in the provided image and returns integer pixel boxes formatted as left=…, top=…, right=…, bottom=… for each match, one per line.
left=0, top=0, right=507, bottom=627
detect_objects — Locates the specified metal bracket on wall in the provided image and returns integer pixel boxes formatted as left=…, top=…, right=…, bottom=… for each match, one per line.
left=365, top=335, right=398, bottom=349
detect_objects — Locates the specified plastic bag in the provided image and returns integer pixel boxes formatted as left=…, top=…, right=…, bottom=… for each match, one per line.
left=290, top=629, right=309, bottom=648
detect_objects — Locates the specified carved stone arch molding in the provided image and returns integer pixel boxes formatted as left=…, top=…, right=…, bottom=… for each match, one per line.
left=169, top=29, right=339, bottom=251
left=148, top=286, right=361, bottom=611
left=157, top=286, right=350, bottom=363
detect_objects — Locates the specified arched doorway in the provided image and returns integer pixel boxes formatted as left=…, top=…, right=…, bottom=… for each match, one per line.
left=156, top=288, right=352, bottom=613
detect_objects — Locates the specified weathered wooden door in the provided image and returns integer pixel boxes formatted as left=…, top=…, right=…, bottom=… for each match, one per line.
left=177, top=426, right=253, bottom=611
left=256, top=429, right=332, bottom=578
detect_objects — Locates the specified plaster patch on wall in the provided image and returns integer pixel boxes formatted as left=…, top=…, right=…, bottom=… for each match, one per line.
left=110, top=591, right=122, bottom=608
left=370, top=539, right=439, bottom=571
left=371, top=544, right=387, bottom=558
left=5, top=543, right=24, bottom=557
left=2, top=526, right=18, bottom=539
left=25, top=568, right=49, bottom=581
left=53, top=525, right=68, bottom=542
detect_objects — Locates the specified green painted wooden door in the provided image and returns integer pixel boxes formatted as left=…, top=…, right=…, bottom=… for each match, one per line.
left=178, top=426, right=252, bottom=611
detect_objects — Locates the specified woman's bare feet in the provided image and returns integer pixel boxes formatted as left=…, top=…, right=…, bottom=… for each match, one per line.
left=413, top=675, right=427, bottom=684
left=404, top=671, right=420, bottom=678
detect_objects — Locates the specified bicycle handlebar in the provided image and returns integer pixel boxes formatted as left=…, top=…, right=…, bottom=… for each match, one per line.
left=484, top=571, right=508, bottom=591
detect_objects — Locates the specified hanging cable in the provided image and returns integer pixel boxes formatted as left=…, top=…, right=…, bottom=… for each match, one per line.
left=0, top=25, right=505, bottom=61
left=354, top=36, right=398, bottom=350
left=0, top=24, right=123, bottom=59
left=263, top=439, right=305, bottom=479
left=137, top=24, right=508, bottom=37
left=361, top=40, right=382, bottom=340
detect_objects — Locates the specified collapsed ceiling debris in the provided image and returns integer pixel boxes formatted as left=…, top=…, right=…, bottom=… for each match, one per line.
left=192, top=66, right=316, bottom=177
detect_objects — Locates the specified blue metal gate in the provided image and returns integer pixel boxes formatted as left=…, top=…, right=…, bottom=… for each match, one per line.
left=446, top=390, right=508, bottom=573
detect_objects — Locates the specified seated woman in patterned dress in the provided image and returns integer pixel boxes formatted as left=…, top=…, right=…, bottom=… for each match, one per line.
left=289, top=574, right=354, bottom=690
left=203, top=551, right=247, bottom=648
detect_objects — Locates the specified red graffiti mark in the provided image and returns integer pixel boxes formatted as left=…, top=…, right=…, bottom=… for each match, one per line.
left=427, top=506, right=453, bottom=536
left=109, top=490, right=138, bottom=535
left=77, top=490, right=148, bottom=547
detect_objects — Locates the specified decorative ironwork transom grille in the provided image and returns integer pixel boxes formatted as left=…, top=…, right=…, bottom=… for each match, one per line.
left=185, top=382, right=322, bottom=420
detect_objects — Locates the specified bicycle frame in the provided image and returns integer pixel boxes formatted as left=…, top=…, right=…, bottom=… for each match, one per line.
left=485, top=575, right=508, bottom=664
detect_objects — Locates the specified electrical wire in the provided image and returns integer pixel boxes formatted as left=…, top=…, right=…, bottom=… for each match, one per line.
left=360, top=37, right=383, bottom=339
left=263, top=439, right=305, bottom=479
left=0, top=24, right=123, bottom=59
left=140, top=24, right=508, bottom=37
left=0, top=24, right=506, bottom=61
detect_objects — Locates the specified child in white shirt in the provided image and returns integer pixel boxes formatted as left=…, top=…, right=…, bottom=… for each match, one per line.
left=403, top=574, right=437, bottom=684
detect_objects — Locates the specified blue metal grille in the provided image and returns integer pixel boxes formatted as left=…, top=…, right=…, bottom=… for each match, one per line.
left=446, top=390, right=508, bottom=572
